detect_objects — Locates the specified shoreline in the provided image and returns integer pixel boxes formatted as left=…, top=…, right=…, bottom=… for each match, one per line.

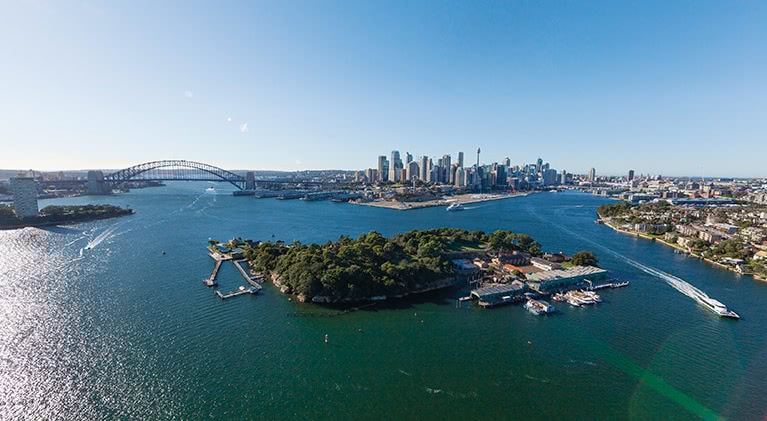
left=268, top=269, right=463, bottom=304
left=597, top=213, right=765, bottom=281
left=0, top=212, right=134, bottom=231
left=351, top=191, right=535, bottom=211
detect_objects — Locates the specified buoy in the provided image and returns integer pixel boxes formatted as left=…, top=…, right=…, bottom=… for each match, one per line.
left=324, top=334, right=328, bottom=344
left=162, top=251, right=166, bottom=255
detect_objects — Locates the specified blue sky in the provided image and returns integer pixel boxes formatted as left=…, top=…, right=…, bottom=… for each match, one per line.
left=0, top=1, right=765, bottom=176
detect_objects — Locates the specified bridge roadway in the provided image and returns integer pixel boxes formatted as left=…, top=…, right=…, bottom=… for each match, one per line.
left=34, top=159, right=348, bottom=194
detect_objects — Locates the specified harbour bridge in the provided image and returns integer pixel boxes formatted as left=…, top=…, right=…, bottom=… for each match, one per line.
left=84, top=160, right=254, bottom=193
left=39, top=159, right=336, bottom=194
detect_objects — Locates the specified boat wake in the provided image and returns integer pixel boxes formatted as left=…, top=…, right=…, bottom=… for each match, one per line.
left=84, top=222, right=126, bottom=251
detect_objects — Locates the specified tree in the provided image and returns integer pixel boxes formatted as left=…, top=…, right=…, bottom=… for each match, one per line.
left=572, top=251, right=599, bottom=267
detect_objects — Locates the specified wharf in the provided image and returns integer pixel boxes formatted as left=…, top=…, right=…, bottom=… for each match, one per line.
left=234, top=259, right=263, bottom=289
left=203, top=259, right=222, bottom=287
left=215, top=287, right=259, bottom=300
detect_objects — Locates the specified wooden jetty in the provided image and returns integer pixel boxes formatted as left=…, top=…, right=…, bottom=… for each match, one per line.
left=215, top=286, right=259, bottom=300
left=233, top=259, right=263, bottom=290
left=203, top=259, right=223, bottom=287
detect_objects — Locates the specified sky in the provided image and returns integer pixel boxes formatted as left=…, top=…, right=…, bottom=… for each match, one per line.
left=0, top=1, right=765, bottom=177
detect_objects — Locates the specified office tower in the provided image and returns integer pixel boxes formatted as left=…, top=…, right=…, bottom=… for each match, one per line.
left=365, top=168, right=377, bottom=183
left=536, top=158, right=543, bottom=173
left=503, top=157, right=511, bottom=168
left=588, top=168, right=596, bottom=182
left=457, top=151, right=464, bottom=168
left=405, top=152, right=413, bottom=164
left=389, top=150, right=402, bottom=182
left=454, top=167, right=465, bottom=187
left=543, top=168, right=557, bottom=185
left=377, top=156, right=389, bottom=182
left=11, top=177, right=39, bottom=219
left=420, top=156, right=429, bottom=180
left=406, top=161, right=419, bottom=181
left=560, top=170, right=567, bottom=185
left=495, top=164, right=508, bottom=186
left=442, top=154, right=452, bottom=183
left=628, top=170, right=635, bottom=181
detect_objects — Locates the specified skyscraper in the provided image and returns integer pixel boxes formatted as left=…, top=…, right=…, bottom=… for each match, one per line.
left=503, top=157, right=511, bottom=168
left=405, top=152, right=413, bottom=164
left=588, top=168, right=596, bottom=182
left=457, top=151, right=464, bottom=168
left=442, top=154, right=452, bottom=183
left=628, top=170, right=635, bottom=181
left=419, top=156, right=429, bottom=181
left=389, top=150, right=402, bottom=182
left=377, top=156, right=389, bottom=182
left=476, top=148, right=481, bottom=168
left=406, top=161, right=419, bottom=181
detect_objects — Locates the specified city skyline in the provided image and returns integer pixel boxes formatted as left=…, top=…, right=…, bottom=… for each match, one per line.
left=1, top=1, right=766, bottom=177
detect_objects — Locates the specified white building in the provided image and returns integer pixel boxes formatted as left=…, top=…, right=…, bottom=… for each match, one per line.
left=11, top=177, right=38, bottom=219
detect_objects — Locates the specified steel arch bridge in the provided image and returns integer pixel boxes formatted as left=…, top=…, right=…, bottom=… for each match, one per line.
left=104, top=160, right=249, bottom=190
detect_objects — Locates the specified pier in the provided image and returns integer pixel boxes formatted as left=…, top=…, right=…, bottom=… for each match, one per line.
left=234, top=259, right=263, bottom=290
left=203, top=259, right=223, bottom=287
left=215, top=286, right=259, bottom=300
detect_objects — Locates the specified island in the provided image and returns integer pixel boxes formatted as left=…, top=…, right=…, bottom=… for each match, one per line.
left=208, top=229, right=606, bottom=306
left=597, top=201, right=767, bottom=280
left=0, top=204, right=134, bottom=229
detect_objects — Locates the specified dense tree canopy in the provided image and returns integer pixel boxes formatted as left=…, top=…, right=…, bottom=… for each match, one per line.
left=244, top=228, right=542, bottom=302
left=571, top=251, right=599, bottom=267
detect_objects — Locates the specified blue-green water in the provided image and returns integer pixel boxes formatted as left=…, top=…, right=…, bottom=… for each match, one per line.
left=1, top=184, right=766, bottom=420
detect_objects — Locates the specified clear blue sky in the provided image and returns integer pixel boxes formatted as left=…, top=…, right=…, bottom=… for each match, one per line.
left=1, top=1, right=765, bottom=176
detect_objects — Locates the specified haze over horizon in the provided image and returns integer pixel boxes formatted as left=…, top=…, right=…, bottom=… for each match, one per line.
left=1, top=1, right=765, bottom=177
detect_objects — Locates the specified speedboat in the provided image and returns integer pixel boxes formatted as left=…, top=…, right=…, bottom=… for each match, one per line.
left=446, top=202, right=464, bottom=211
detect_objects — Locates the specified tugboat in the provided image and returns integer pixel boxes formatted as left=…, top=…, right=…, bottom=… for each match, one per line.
left=446, top=202, right=464, bottom=211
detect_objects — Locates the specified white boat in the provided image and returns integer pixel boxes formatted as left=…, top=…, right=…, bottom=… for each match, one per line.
left=446, top=202, right=464, bottom=211
left=695, top=293, right=740, bottom=319
left=525, top=299, right=556, bottom=315
left=205, top=187, right=216, bottom=193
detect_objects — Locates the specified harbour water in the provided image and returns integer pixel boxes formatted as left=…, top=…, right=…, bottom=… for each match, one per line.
left=1, top=184, right=765, bottom=420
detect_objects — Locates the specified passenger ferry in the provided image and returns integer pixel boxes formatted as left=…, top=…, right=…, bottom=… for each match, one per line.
left=446, top=202, right=464, bottom=211
left=694, top=292, right=740, bottom=319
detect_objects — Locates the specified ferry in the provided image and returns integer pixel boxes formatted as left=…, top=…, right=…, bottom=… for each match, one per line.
left=694, top=292, right=740, bottom=319
left=446, top=202, right=464, bottom=211
left=525, top=299, right=556, bottom=315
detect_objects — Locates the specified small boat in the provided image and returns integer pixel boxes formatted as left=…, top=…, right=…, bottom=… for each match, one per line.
left=525, top=299, right=556, bottom=315
left=611, top=281, right=629, bottom=288
left=446, top=202, right=464, bottom=211
left=205, top=187, right=216, bottom=193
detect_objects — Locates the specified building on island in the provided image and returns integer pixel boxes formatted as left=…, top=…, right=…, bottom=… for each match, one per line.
left=530, top=257, right=563, bottom=271
left=10, top=177, right=39, bottom=219
left=470, top=281, right=529, bottom=307
left=526, top=266, right=607, bottom=292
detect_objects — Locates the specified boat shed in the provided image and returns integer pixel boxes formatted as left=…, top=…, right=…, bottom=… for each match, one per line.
left=471, top=281, right=528, bottom=306
left=526, top=266, right=607, bottom=292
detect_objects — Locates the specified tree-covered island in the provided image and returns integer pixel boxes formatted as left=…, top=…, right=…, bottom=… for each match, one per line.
left=0, top=204, right=134, bottom=229
left=239, top=228, right=555, bottom=303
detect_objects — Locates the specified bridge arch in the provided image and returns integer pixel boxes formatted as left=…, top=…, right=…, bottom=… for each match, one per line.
left=104, top=160, right=248, bottom=190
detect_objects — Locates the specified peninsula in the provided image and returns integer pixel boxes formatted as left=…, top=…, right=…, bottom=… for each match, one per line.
left=597, top=201, right=767, bottom=280
left=0, top=204, right=134, bottom=230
